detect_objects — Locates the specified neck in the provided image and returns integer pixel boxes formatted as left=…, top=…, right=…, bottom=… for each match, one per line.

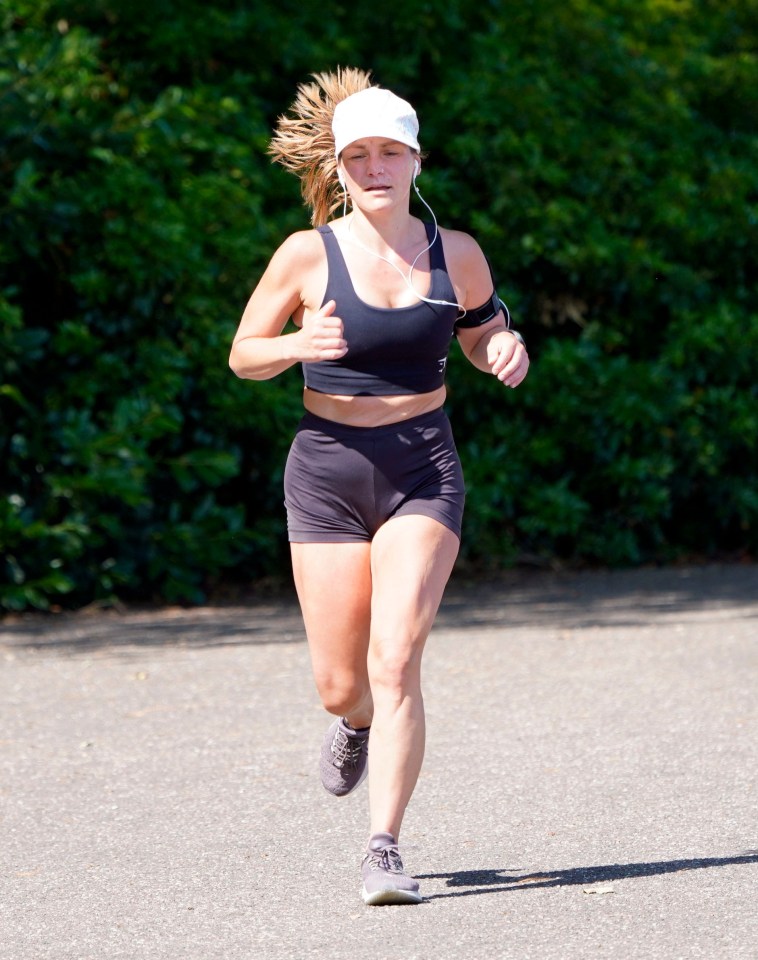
left=347, top=208, right=423, bottom=258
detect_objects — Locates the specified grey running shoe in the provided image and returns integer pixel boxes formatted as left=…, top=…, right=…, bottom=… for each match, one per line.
left=319, top=717, right=369, bottom=797
left=361, top=833, right=423, bottom=905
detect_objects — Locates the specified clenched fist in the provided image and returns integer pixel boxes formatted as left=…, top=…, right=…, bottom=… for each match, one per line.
left=295, top=300, right=348, bottom=363
left=486, top=331, right=529, bottom=388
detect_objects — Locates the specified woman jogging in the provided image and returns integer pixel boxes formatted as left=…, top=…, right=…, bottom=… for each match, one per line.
left=229, top=67, right=529, bottom=905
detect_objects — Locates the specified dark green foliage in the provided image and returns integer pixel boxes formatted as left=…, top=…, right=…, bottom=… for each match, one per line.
left=1, top=0, right=756, bottom=609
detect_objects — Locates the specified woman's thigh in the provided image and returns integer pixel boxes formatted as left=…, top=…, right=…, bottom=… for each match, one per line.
left=291, top=541, right=373, bottom=692
left=369, top=515, right=460, bottom=670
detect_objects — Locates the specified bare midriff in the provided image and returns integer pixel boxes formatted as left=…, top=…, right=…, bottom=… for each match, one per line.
left=303, top=385, right=447, bottom=427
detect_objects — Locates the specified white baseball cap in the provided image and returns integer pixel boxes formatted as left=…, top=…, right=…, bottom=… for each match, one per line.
left=332, top=87, right=420, bottom=157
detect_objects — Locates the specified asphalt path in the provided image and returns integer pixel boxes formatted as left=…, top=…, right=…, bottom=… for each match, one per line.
left=2, top=564, right=757, bottom=960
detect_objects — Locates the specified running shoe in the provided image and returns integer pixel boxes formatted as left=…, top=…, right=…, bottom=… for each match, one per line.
left=319, top=717, right=369, bottom=797
left=361, top=832, right=423, bottom=905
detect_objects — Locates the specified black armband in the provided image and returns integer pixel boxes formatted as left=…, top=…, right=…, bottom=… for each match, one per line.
left=455, top=253, right=525, bottom=345
left=455, top=291, right=512, bottom=330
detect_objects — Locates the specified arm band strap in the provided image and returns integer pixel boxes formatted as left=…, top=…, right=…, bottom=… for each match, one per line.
left=455, top=291, right=512, bottom=330
left=454, top=256, right=526, bottom=346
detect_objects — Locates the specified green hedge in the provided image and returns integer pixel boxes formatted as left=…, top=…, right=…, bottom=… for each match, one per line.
left=2, top=0, right=756, bottom=610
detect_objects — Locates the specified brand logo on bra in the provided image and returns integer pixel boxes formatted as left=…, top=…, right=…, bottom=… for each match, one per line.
left=438, top=357, right=447, bottom=373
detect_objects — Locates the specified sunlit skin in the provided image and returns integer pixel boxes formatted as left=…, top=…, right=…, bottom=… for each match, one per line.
left=229, top=132, right=529, bottom=844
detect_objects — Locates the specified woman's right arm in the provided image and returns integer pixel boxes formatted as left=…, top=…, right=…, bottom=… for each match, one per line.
left=229, top=231, right=347, bottom=380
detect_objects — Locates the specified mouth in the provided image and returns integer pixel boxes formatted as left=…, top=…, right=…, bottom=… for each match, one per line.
left=365, top=184, right=391, bottom=192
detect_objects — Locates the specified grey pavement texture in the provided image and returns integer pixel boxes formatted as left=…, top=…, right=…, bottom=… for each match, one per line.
left=1, top=563, right=757, bottom=960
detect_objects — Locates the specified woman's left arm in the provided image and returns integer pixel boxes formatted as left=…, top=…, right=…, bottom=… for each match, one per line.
left=450, top=233, right=530, bottom=389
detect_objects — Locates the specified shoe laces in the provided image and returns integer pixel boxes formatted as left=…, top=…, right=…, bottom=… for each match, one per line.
left=364, top=845, right=405, bottom=875
left=330, top=726, right=366, bottom=770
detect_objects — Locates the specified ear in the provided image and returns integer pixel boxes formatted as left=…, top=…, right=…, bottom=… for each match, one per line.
left=413, top=158, right=421, bottom=178
left=337, top=165, right=346, bottom=189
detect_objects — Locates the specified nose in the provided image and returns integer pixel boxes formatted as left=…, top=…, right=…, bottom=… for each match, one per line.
left=366, top=153, right=384, bottom=176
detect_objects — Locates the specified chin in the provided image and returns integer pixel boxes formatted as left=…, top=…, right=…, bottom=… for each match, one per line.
left=361, top=192, right=394, bottom=208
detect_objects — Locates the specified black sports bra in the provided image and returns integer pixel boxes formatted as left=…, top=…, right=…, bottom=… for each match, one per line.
left=302, top=222, right=460, bottom=396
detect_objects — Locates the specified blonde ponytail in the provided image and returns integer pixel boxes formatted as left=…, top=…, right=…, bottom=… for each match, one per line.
left=268, top=67, right=374, bottom=226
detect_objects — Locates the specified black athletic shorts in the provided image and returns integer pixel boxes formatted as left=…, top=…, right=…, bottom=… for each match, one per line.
left=284, top=408, right=465, bottom=543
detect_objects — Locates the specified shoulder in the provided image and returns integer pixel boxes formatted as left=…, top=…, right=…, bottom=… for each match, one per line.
left=253, top=228, right=328, bottom=321
left=437, top=227, right=486, bottom=262
left=258, top=229, right=327, bottom=298
left=437, top=227, right=494, bottom=306
left=237, top=230, right=326, bottom=336
left=270, top=228, right=326, bottom=270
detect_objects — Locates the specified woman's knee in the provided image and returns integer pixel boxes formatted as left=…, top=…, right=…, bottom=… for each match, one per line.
left=314, top=671, right=371, bottom=716
left=367, top=631, right=424, bottom=699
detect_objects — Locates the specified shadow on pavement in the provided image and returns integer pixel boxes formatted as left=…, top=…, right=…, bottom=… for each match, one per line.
left=0, top=602, right=306, bottom=655
left=2, top=563, right=756, bottom=657
left=437, top=563, right=758, bottom=632
left=417, top=852, right=758, bottom=900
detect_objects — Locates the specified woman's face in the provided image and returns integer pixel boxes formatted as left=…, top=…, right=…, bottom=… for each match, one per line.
left=338, top=138, right=417, bottom=209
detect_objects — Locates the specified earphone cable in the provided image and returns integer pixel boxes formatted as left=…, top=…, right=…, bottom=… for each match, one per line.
left=341, top=177, right=465, bottom=316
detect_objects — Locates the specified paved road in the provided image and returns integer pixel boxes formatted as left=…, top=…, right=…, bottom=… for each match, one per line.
left=2, top=564, right=757, bottom=960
